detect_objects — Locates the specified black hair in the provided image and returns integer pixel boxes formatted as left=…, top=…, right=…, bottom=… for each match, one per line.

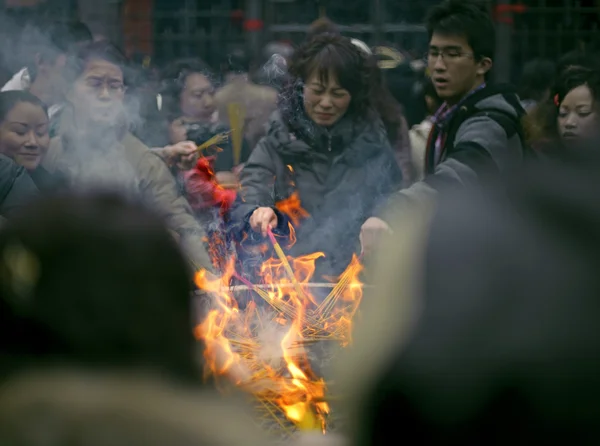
left=524, top=66, right=600, bottom=145
left=64, top=40, right=128, bottom=85
left=0, top=191, right=202, bottom=384
left=285, top=34, right=375, bottom=119
left=159, top=58, right=215, bottom=121
left=426, top=0, right=495, bottom=62
left=306, top=17, right=341, bottom=41
left=0, top=91, right=48, bottom=123
left=519, top=58, right=556, bottom=102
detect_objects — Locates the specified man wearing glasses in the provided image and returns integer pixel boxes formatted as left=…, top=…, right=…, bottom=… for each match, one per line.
left=360, top=0, right=527, bottom=253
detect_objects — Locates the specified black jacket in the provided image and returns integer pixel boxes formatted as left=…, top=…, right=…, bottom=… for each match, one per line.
left=0, top=154, right=38, bottom=219
left=231, top=103, right=403, bottom=278
left=377, top=84, right=528, bottom=220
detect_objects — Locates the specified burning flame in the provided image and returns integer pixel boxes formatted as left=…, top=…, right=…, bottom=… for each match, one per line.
left=276, top=191, right=310, bottom=228
left=194, top=252, right=363, bottom=432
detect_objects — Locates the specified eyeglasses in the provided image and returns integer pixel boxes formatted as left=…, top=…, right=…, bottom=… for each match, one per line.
left=424, top=49, right=474, bottom=63
left=83, top=78, right=126, bottom=95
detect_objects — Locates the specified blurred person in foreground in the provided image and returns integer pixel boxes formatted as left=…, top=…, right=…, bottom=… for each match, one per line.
left=0, top=91, right=65, bottom=191
left=230, top=34, right=402, bottom=280
left=43, top=41, right=212, bottom=271
left=0, top=374, right=268, bottom=446
left=336, top=134, right=600, bottom=445
left=3, top=20, right=93, bottom=123
left=525, top=66, right=600, bottom=156
left=215, top=46, right=278, bottom=150
left=360, top=0, right=528, bottom=253
left=0, top=192, right=202, bottom=382
left=0, top=192, right=272, bottom=446
left=518, top=58, right=556, bottom=112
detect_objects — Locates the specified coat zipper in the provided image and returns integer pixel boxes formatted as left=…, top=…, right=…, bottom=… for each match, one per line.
left=327, top=132, right=332, bottom=152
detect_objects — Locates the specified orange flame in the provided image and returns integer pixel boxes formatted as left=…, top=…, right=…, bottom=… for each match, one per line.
left=194, top=250, right=363, bottom=431
left=276, top=192, right=310, bottom=228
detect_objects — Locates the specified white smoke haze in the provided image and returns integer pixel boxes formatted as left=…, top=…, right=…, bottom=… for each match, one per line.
left=261, top=53, right=288, bottom=85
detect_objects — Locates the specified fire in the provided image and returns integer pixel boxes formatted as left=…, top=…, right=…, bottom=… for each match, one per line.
left=276, top=191, right=310, bottom=228
left=194, top=249, right=364, bottom=433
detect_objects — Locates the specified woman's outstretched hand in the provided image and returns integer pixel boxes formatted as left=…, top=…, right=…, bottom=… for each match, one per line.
left=249, top=207, right=278, bottom=237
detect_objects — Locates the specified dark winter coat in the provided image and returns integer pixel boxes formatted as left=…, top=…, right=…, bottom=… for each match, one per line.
left=231, top=95, right=403, bottom=278
left=0, top=154, right=38, bottom=219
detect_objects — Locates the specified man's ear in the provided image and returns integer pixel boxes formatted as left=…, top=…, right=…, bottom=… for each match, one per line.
left=476, top=57, right=493, bottom=77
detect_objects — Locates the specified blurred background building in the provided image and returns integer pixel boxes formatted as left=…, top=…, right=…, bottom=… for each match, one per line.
left=1, top=0, right=599, bottom=82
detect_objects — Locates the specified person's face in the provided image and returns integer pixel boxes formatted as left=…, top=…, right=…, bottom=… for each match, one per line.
left=71, top=58, right=125, bottom=126
left=180, top=73, right=215, bottom=121
left=303, top=71, right=351, bottom=127
left=0, top=101, right=49, bottom=171
left=169, top=118, right=188, bottom=144
left=428, top=33, right=491, bottom=104
left=558, top=84, right=600, bottom=145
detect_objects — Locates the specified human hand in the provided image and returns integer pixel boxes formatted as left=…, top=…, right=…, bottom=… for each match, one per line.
left=164, top=141, right=198, bottom=170
left=360, top=217, right=392, bottom=256
left=249, top=207, right=278, bottom=237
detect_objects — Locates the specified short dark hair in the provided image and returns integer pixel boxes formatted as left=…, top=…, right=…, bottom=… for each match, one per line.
left=0, top=192, right=201, bottom=383
left=426, top=0, right=495, bottom=61
left=65, top=40, right=128, bottom=85
left=159, top=58, right=214, bottom=121
left=0, top=91, right=48, bottom=124
left=519, top=58, right=556, bottom=102
left=285, top=34, right=375, bottom=119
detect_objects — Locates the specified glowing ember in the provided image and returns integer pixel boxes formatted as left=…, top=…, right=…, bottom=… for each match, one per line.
left=194, top=250, right=363, bottom=433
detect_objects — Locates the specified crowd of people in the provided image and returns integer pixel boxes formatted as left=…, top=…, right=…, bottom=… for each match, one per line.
left=2, top=0, right=600, bottom=443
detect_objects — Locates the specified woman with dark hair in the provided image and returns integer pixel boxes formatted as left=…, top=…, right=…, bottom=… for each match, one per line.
left=43, top=41, right=213, bottom=271
left=160, top=59, right=251, bottom=177
left=230, top=34, right=403, bottom=279
left=159, top=59, right=251, bottom=225
left=0, top=91, right=64, bottom=191
left=524, top=66, right=600, bottom=156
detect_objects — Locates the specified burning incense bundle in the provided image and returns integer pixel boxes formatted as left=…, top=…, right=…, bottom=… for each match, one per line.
left=195, top=237, right=364, bottom=436
left=197, top=131, right=230, bottom=153
left=227, top=103, right=246, bottom=165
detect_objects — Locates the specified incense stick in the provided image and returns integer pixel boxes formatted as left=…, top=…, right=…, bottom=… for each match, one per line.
left=266, top=227, right=312, bottom=309
left=197, top=131, right=230, bottom=153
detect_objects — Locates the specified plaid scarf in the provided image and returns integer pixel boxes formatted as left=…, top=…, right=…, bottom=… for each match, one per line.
left=430, top=83, right=487, bottom=166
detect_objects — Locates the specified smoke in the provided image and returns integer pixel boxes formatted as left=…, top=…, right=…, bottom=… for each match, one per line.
left=260, top=53, right=288, bottom=86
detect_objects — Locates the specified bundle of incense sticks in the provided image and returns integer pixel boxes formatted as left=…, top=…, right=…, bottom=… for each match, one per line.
left=227, top=103, right=246, bottom=165
left=197, top=131, right=230, bottom=152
